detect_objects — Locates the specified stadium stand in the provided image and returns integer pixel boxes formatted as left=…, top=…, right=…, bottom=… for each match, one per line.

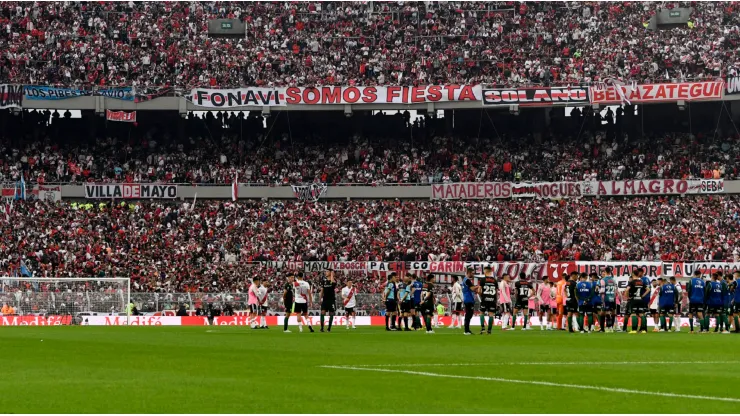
left=0, top=1, right=738, bottom=88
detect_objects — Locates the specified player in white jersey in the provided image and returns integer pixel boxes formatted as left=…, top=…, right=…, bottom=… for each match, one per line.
left=293, top=272, right=315, bottom=333
left=499, top=274, right=513, bottom=330
left=671, top=277, right=683, bottom=332
left=258, top=281, right=270, bottom=329
left=341, top=280, right=357, bottom=329
left=449, top=278, right=463, bottom=329
left=648, top=279, right=660, bottom=331
left=248, top=277, right=261, bottom=329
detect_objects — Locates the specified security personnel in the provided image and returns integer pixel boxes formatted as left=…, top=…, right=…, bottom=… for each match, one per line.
left=461, top=268, right=477, bottom=335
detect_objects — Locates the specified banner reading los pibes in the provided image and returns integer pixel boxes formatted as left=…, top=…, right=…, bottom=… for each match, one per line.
left=188, top=85, right=483, bottom=108
left=431, top=179, right=724, bottom=199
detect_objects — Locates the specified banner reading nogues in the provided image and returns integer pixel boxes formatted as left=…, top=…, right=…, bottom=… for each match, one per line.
left=84, top=183, right=177, bottom=199
left=189, top=85, right=482, bottom=108
left=589, top=81, right=723, bottom=104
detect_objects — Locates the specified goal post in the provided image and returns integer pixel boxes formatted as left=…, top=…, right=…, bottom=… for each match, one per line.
left=0, top=277, right=131, bottom=325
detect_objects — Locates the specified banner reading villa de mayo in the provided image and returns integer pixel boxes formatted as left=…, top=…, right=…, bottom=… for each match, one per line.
left=84, top=183, right=178, bottom=199
left=188, top=85, right=482, bottom=108
left=431, top=179, right=724, bottom=199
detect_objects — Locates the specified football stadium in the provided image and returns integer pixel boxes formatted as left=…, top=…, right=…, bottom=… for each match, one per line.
left=2, top=1, right=740, bottom=414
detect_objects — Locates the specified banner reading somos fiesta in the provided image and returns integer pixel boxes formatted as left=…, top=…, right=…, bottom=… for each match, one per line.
left=431, top=179, right=724, bottom=199
left=188, top=85, right=482, bottom=108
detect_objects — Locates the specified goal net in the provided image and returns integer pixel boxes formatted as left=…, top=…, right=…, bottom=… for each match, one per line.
left=0, top=277, right=131, bottom=325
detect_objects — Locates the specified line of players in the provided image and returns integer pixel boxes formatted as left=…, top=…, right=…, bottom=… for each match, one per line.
left=247, top=266, right=740, bottom=334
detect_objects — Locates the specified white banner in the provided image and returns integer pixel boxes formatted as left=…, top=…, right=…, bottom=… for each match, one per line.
left=84, top=183, right=178, bottom=199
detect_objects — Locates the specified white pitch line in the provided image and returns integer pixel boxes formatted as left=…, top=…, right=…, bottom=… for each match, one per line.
left=320, top=365, right=740, bottom=403
left=346, top=360, right=740, bottom=368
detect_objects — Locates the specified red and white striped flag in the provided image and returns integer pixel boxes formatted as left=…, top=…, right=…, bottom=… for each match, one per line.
left=231, top=173, right=238, bottom=201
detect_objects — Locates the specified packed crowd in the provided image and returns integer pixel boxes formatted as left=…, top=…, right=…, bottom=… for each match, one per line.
left=2, top=197, right=739, bottom=294
left=2, top=128, right=739, bottom=185
left=1, top=1, right=738, bottom=88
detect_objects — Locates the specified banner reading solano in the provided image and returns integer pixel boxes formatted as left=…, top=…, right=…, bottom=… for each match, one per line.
left=24, top=86, right=92, bottom=100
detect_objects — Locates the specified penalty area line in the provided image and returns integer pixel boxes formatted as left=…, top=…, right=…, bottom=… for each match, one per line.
left=346, top=360, right=740, bottom=367
left=320, top=365, right=740, bottom=403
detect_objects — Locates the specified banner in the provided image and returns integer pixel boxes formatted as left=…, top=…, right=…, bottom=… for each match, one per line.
left=135, top=86, right=172, bottom=103
left=0, top=315, right=72, bottom=326
left=511, top=182, right=583, bottom=199
left=482, top=87, right=589, bottom=106
left=23, top=86, right=92, bottom=100
left=726, top=76, right=740, bottom=96
left=188, top=87, right=286, bottom=108
left=96, top=87, right=135, bottom=101
left=1, top=184, right=61, bottom=201
left=84, top=183, right=177, bottom=199
left=0, top=84, right=23, bottom=108
left=188, top=86, right=482, bottom=108
left=291, top=183, right=327, bottom=202
left=34, top=185, right=62, bottom=202
left=582, top=179, right=722, bottom=196
left=589, top=81, right=723, bottom=104
left=106, top=110, right=137, bottom=122
left=432, top=179, right=723, bottom=200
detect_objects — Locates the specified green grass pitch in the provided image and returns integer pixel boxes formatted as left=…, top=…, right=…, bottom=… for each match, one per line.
left=2, top=326, right=740, bottom=413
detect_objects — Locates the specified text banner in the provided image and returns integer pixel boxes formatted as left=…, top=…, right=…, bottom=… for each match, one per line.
left=24, top=86, right=93, bottom=100
left=589, top=81, right=723, bottom=104
left=483, top=87, right=589, bottom=106
left=0, top=84, right=23, bottom=108
left=84, top=184, right=178, bottom=199
left=189, top=86, right=483, bottom=108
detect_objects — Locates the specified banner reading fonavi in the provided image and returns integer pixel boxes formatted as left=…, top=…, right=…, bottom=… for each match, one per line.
left=188, top=85, right=482, bottom=108
left=431, top=179, right=724, bottom=199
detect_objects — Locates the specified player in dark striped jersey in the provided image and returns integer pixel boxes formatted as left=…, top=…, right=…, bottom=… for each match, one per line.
left=421, top=274, right=436, bottom=333
left=513, top=273, right=532, bottom=330
left=478, top=266, right=497, bottom=335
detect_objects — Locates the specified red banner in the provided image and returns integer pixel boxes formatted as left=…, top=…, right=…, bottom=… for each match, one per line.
left=589, top=81, right=724, bottom=104
left=106, top=110, right=137, bottom=122
left=0, top=315, right=72, bottom=325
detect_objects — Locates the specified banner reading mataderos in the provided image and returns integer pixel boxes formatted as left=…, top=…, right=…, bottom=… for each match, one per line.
left=84, top=183, right=177, bottom=199
left=483, top=87, right=589, bottom=106
left=0, top=84, right=23, bottom=108
left=582, top=179, right=724, bottom=196
left=589, top=81, right=724, bottom=104
left=431, top=182, right=583, bottom=199
left=24, top=85, right=93, bottom=100
left=189, top=85, right=482, bottom=108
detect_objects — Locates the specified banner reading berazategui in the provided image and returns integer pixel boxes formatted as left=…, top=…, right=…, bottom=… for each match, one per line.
left=189, top=85, right=482, bottom=108
left=431, top=179, right=724, bottom=199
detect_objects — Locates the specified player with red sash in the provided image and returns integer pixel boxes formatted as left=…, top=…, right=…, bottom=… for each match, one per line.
left=341, top=280, right=357, bottom=329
